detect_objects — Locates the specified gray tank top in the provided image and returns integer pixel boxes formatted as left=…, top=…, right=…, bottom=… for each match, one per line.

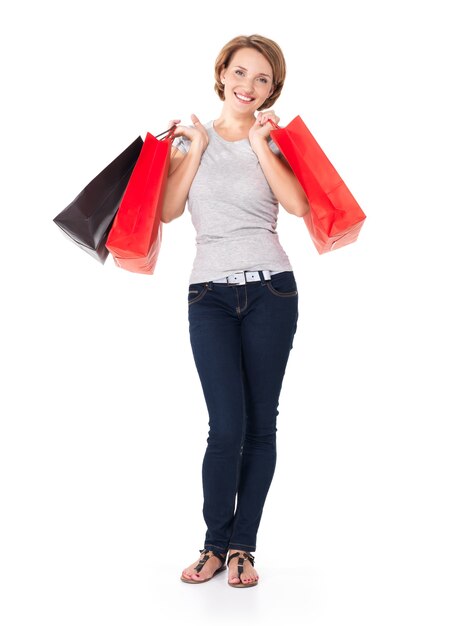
left=172, top=119, right=293, bottom=284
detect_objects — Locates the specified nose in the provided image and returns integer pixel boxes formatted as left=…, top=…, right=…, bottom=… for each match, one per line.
left=237, top=76, right=255, bottom=89
left=239, top=80, right=255, bottom=94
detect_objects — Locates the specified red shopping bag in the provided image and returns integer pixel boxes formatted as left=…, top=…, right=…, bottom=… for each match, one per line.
left=269, top=116, right=366, bottom=253
left=105, top=125, right=176, bottom=274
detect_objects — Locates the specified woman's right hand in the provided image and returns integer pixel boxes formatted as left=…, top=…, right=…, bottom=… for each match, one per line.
left=168, top=113, right=209, bottom=152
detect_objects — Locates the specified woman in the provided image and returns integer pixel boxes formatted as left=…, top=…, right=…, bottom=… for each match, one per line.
left=162, top=34, right=309, bottom=588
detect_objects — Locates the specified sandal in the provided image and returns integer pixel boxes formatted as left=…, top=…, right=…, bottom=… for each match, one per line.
left=227, top=551, right=258, bottom=588
left=180, top=548, right=227, bottom=584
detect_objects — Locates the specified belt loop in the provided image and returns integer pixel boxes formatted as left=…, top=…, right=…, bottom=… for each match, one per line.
left=257, top=270, right=266, bottom=285
left=206, top=281, right=213, bottom=290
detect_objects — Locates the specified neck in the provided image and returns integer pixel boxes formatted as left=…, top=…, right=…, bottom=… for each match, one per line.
left=214, top=105, right=256, bottom=131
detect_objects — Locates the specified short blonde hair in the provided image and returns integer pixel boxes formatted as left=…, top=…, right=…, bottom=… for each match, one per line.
left=214, top=34, right=286, bottom=111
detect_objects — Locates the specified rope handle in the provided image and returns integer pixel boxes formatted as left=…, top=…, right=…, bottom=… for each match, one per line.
left=154, top=124, right=177, bottom=141
left=268, top=118, right=282, bottom=130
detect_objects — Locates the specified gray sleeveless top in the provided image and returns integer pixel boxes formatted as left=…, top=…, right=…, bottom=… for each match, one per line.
left=172, top=119, right=293, bottom=284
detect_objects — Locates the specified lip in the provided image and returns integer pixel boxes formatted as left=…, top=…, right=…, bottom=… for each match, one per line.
left=234, top=91, right=255, bottom=102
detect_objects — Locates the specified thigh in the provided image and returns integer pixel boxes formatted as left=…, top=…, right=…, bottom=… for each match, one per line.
left=188, top=286, right=245, bottom=436
left=241, top=274, right=299, bottom=418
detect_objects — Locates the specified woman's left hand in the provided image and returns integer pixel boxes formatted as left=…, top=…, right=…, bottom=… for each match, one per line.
left=248, top=110, right=280, bottom=149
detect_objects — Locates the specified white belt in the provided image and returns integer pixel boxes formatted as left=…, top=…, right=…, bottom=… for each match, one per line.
left=212, top=270, right=281, bottom=285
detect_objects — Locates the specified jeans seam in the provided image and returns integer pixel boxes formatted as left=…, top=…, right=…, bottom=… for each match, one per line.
left=188, top=284, right=209, bottom=305
left=204, top=543, right=228, bottom=552
left=240, top=285, right=248, bottom=312
left=266, top=280, right=298, bottom=298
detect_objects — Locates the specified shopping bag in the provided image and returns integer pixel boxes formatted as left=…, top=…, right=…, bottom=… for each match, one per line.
left=105, top=125, right=176, bottom=274
left=269, top=116, right=366, bottom=253
left=53, top=136, right=144, bottom=263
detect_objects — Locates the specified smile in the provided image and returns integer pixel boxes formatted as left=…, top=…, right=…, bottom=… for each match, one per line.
left=235, top=92, right=255, bottom=103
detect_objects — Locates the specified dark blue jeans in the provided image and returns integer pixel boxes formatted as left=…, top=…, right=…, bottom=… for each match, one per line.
left=187, top=270, right=299, bottom=553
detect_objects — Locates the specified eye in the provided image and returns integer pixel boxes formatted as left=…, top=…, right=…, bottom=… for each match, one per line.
left=234, top=69, right=269, bottom=84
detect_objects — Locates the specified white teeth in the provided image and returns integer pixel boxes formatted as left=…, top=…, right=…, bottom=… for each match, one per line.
left=235, top=93, right=254, bottom=102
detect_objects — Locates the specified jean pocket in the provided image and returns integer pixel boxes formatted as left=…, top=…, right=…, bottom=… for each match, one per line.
left=188, top=283, right=209, bottom=305
left=266, top=272, right=298, bottom=298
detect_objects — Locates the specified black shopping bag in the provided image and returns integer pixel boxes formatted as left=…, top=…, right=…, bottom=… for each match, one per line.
left=53, top=136, right=143, bottom=263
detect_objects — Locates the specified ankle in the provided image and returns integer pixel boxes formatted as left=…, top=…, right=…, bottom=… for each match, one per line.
left=229, top=549, right=252, bottom=554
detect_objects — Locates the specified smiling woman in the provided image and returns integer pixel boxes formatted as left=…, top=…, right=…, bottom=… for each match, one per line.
left=163, top=34, right=302, bottom=589
left=213, top=34, right=286, bottom=110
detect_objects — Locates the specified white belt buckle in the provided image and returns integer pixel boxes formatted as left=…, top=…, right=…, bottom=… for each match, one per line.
left=227, top=271, right=246, bottom=285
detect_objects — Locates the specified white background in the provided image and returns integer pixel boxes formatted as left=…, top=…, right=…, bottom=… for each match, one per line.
left=1, top=1, right=469, bottom=624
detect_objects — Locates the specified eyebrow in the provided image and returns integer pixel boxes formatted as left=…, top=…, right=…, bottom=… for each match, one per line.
left=234, top=65, right=272, bottom=78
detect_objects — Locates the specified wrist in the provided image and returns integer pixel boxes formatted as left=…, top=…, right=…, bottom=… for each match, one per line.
left=190, top=136, right=206, bottom=150
left=251, top=137, right=270, bottom=158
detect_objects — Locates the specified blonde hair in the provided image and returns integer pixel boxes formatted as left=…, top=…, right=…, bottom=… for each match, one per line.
left=214, top=34, right=286, bottom=111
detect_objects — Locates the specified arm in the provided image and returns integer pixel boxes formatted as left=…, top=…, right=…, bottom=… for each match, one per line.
left=253, top=141, right=310, bottom=217
left=161, top=140, right=205, bottom=224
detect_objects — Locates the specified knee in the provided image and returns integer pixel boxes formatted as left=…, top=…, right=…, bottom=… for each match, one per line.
left=207, top=429, right=243, bottom=454
left=244, top=428, right=277, bottom=449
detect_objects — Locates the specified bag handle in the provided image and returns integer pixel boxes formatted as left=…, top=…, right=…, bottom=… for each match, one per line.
left=268, top=119, right=281, bottom=130
left=155, top=125, right=177, bottom=141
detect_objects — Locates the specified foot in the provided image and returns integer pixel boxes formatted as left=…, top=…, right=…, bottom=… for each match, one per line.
left=227, top=549, right=259, bottom=585
left=181, top=550, right=226, bottom=582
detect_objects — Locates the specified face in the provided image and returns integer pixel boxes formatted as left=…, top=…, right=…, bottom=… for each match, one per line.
left=220, top=47, right=275, bottom=111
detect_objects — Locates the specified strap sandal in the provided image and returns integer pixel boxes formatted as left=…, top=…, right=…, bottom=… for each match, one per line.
left=227, top=551, right=258, bottom=588
left=180, top=548, right=227, bottom=584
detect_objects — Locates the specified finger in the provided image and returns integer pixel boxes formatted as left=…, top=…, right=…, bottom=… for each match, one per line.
left=258, top=112, right=271, bottom=125
left=191, top=113, right=201, bottom=125
left=262, top=115, right=278, bottom=126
